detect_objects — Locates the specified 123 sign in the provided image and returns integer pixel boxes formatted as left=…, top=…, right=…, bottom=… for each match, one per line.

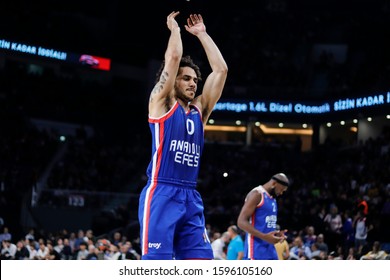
left=68, top=195, right=85, bottom=207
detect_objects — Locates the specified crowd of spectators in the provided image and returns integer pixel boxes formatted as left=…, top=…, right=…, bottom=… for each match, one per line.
left=0, top=228, right=141, bottom=260
left=1, top=121, right=389, bottom=260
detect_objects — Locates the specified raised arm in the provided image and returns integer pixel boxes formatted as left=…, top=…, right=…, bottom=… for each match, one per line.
left=149, top=11, right=183, bottom=118
left=185, top=14, right=228, bottom=125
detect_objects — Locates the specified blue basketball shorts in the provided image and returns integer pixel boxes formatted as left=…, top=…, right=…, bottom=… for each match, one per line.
left=138, top=183, right=213, bottom=260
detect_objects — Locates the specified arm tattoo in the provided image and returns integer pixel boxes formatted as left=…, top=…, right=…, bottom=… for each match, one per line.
left=150, top=71, right=169, bottom=103
left=149, top=84, right=161, bottom=103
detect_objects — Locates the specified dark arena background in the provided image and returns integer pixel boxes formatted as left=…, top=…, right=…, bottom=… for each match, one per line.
left=0, top=0, right=389, bottom=260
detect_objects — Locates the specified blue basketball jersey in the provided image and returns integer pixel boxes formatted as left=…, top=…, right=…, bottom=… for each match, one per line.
left=139, top=101, right=213, bottom=259
left=146, top=101, right=204, bottom=187
left=244, top=186, right=279, bottom=260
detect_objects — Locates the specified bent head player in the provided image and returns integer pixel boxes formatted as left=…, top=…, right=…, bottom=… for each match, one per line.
left=237, top=173, right=289, bottom=260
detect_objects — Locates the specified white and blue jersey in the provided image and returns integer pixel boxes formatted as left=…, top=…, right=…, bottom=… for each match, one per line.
left=244, top=186, right=279, bottom=260
left=146, top=101, right=203, bottom=187
left=139, top=102, right=213, bottom=260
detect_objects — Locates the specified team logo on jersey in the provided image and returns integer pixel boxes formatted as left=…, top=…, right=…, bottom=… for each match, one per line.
left=265, top=215, right=277, bottom=228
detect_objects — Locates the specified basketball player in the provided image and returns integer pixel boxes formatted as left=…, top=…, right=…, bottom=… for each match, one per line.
left=237, top=173, right=289, bottom=260
left=138, top=11, right=228, bottom=260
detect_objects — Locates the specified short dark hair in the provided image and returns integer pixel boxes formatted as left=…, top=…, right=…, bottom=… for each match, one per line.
left=155, top=55, right=202, bottom=84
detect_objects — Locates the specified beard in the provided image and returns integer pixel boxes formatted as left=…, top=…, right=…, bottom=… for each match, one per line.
left=175, top=86, right=194, bottom=103
left=269, top=188, right=277, bottom=197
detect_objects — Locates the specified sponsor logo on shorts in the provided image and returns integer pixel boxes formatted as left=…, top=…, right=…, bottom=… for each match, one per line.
left=148, top=242, right=161, bottom=249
